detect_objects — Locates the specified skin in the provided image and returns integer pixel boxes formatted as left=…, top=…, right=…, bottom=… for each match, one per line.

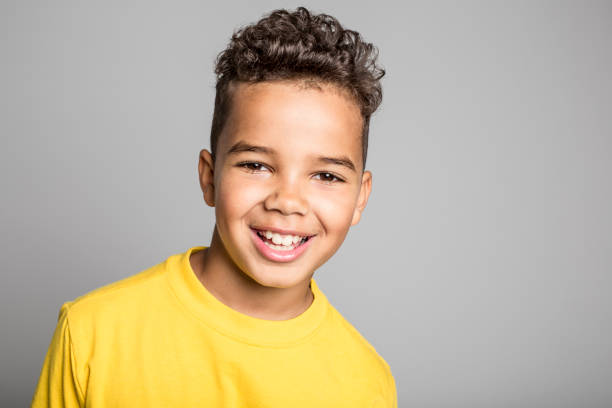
left=190, top=80, right=372, bottom=320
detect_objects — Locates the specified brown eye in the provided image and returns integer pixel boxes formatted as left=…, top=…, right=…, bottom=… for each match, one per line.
left=239, top=162, right=269, bottom=172
left=314, top=172, right=344, bottom=183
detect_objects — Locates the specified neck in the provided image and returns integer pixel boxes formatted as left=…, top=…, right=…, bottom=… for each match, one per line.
left=189, top=229, right=314, bottom=321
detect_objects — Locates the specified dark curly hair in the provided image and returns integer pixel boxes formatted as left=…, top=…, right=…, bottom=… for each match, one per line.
left=210, top=6, right=385, bottom=168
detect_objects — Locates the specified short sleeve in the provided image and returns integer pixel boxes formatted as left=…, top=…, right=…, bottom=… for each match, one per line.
left=381, top=359, right=398, bottom=408
left=388, top=368, right=398, bottom=408
left=31, top=302, right=85, bottom=408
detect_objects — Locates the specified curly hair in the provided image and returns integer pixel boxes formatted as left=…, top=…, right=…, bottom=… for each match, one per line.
left=210, top=6, right=385, bottom=167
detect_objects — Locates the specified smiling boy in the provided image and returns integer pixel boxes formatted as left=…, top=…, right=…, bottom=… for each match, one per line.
left=32, top=7, right=396, bottom=407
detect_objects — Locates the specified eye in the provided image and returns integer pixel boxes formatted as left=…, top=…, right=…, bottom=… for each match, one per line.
left=238, top=161, right=270, bottom=173
left=313, top=172, right=344, bottom=184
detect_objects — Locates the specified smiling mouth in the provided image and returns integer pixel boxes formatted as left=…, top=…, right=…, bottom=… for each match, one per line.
left=253, top=229, right=313, bottom=251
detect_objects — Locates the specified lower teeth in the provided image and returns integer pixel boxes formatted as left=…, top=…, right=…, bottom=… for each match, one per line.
left=263, top=241, right=295, bottom=251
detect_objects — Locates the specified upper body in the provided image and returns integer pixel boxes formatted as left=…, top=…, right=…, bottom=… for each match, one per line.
left=31, top=247, right=397, bottom=407
left=33, top=6, right=395, bottom=407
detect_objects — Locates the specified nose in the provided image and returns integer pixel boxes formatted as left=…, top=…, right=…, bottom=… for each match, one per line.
left=263, top=176, right=308, bottom=216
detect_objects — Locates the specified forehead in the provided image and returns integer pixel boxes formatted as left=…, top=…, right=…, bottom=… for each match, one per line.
left=220, top=81, right=363, bottom=165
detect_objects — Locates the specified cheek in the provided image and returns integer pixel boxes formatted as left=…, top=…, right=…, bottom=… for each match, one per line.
left=311, top=187, right=358, bottom=232
left=215, top=176, right=268, bottom=218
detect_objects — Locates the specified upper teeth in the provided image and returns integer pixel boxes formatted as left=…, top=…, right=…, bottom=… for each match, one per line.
left=262, top=230, right=304, bottom=246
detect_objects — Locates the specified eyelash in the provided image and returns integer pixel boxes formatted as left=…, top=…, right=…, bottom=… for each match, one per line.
left=236, top=161, right=345, bottom=184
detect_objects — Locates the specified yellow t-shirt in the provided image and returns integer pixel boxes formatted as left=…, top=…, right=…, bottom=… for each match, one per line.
left=32, top=246, right=397, bottom=407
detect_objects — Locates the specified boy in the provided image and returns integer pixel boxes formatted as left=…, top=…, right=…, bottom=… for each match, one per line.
left=32, top=6, right=396, bottom=407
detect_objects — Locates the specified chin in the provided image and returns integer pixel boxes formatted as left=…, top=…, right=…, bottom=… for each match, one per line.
left=244, top=265, right=311, bottom=289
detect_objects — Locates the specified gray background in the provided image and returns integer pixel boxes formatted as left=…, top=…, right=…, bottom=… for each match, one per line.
left=1, top=1, right=611, bottom=407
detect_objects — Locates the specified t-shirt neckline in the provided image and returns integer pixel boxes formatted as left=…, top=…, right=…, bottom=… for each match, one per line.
left=166, top=246, right=329, bottom=347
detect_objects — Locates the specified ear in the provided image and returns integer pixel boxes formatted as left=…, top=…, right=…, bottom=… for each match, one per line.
left=198, top=149, right=215, bottom=207
left=351, top=170, right=372, bottom=226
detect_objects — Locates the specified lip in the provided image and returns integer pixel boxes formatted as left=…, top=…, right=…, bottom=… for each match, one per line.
left=250, top=228, right=314, bottom=263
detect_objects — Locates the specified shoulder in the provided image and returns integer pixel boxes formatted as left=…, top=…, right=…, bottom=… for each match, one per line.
left=316, top=300, right=397, bottom=404
left=59, top=252, right=177, bottom=330
left=326, top=303, right=394, bottom=374
left=311, top=282, right=393, bottom=379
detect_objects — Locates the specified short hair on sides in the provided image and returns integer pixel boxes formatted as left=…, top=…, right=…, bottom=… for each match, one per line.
left=210, top=6, right=385, bottom=168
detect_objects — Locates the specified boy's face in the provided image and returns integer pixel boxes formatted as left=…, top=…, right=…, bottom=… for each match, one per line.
left=199, top=81, right=372, bottom=289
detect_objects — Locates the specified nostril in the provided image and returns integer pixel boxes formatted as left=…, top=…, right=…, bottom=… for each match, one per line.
left=263, top=190, right=308, bottom=216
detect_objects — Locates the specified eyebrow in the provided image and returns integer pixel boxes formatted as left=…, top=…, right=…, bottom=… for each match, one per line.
left=317, top=156, right=356, bottom=172
left=226, top=141, right=275, bottom=155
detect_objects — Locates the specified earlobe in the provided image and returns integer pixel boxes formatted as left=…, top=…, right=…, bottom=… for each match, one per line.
left=198, top=149, right=216, bottom=207
left=351, top=170, right=372, bottom=226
